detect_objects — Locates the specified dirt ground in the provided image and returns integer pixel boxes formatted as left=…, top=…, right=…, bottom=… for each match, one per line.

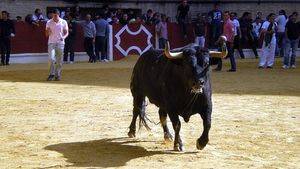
left=0, top=57, right=299, bottom=169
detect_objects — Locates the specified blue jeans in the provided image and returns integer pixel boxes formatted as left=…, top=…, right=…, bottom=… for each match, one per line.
left=284, top=38, right=299, bottom=66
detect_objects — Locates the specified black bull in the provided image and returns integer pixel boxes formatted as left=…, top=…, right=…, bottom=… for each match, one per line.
left=128, top=43, right=224, bottom=151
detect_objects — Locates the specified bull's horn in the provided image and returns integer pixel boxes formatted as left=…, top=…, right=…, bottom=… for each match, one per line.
left=209, top=43, right=228, bottom=58
left=164, top=41, right=183, bottom=59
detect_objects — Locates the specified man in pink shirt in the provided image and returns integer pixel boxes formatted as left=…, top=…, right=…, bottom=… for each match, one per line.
left=223, top=11, right=236, bottom=72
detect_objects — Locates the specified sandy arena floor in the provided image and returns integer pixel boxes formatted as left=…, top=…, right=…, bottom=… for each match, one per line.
left=0, top=57, right=299, bottom=169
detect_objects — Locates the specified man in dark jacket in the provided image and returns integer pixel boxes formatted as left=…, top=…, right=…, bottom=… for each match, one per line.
left=0, top=11, right=15, bottom=65
left=63, top=13, right=77, bottom=64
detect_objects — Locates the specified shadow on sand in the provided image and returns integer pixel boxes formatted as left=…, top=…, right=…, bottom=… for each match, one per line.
left=44, top=137, right=196, bottom=168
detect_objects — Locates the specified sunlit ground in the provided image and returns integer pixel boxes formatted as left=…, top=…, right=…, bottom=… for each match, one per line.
left=0, top=57, right=299, bottom=168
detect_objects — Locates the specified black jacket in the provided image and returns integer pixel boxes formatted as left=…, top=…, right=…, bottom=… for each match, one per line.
left=0, top=19, right=15, bottom=38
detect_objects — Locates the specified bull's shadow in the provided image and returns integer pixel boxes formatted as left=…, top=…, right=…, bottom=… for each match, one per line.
left=44, top=137, right=194, bottom=168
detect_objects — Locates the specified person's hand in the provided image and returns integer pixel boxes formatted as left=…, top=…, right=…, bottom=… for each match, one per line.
left=10, top=33, right=15, bottom=37
left=93, top=38, right=95, bottom=43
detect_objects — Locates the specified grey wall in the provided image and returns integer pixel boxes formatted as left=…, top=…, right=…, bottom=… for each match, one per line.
left=0, top=0, right=299, bottom=20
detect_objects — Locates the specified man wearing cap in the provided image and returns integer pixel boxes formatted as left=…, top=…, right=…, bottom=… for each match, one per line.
left=45, top=9, right=69, bottom=81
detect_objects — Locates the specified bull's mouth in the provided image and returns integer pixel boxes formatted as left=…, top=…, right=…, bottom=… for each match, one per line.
left=191, top=85, right=203, bottom=94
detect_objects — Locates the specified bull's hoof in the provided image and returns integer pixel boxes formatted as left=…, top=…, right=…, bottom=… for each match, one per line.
left=164, top=132, right=173, bottom=143
left=174, top=144, right=184, bottom=152
left=196, top=137, right=209, bottom=150
left=128, top=131, right=136, bottom=138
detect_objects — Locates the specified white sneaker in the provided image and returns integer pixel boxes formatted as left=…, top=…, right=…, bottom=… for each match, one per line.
left=282, top=65, right=289, bottom=69
left=69, top=61, right=74, bottom=64
left=103, top=59, right=109, bottom=62
left=291, top=65, right=296, bottom=69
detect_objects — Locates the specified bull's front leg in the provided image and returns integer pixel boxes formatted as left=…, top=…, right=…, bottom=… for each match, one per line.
left=169, top=113, right=184, bottom=151
left=197, top=104, right=212, bottom=150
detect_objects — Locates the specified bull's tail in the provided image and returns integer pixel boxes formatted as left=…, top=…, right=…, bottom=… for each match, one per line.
left=138, top=100, right=151, bottom=131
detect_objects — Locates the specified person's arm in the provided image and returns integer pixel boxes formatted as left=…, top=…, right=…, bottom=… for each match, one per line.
left=92, top=23, right=96, bottom=42
left=45, top=22, right=51, bottom=37
left=10, top=20, right=16, bottom=36
left=62, top=20, right=69, bottom=40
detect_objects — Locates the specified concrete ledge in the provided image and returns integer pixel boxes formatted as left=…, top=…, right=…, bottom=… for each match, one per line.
left=9, top=49, right=300, bottom=64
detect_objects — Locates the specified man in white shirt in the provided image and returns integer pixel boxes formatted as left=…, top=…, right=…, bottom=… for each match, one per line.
left=275, top=10, right=287, bottom=57
left=45, top=9, right=68, bottom=81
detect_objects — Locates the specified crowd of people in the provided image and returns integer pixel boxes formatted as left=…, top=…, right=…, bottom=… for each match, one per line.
left=0, top=0, right=299, bottom=74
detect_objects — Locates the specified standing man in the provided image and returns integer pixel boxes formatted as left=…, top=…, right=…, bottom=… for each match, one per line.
left=239, top=12, right=259, bottom=58
left=156, top=14, right=168, bottom=49
left=0, top=11, right=15, bottom=66
left=208, top=3, right=222, bottom=47
left=230, top=12, right=243, bottom=59
left=63, top=13, right=77, bottom=64
left=283, top=12, right=299, bottom=69
left=223, top=11, right=236, bottom=72
left=79, top=14, right=96, bottom=63
left=45, top=9, right=68, bottom=81
left=259, top=13, right=277, bottom=69
left=275, top=10, right=287, bottom=58
left=176, top=0, right=190, bottom=39
left=193, top=13, right=206, bottom=48
left=94, top=12, right=110, bottom=62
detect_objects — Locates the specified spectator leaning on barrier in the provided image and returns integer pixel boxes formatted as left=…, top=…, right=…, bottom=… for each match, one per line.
left=193, top=13, right=206, bottom=48
left=94, top=12, right=110, bottom=62
left=259, top=13, right=277, bottom=69
left=223, top=11, right=236, bottom=72
left=79, top=14, right=96, bottom=63
left=208, top=3, right=222, bottom=47
left=275, top=10, right=287, bottom=58
left=283, top=12, right=299, bottom=69
left=63, top=13, right=77, bottom=64
left=142, top=9, right=154, bottom=25
left=0, top=11, right=15, bottom=66
left=119, top=13, right=129, bottom=26
left=176, top=0, right=190, bottom=39
left=32, top=8, right=45, bottom=22
left=45, top=9, right=68, bottom=81
left=156, top=14, right=168, bottom=49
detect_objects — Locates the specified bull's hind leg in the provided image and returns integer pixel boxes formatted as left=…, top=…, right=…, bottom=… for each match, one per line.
left=128, top=95, right=146, bottom=138
left=159, top=109, right=173, bottom=142
left=196, top=105, right=212, bottom=150
left=168, top=113, right=184, bottom=151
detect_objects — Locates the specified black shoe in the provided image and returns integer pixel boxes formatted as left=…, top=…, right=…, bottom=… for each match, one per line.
left=47, top=75, right=55, bottom=81
left=5, top=62, right=9, bottom=65
left=258, top=66, right=264, bottom=69
left=227, top=69, right=236, bottom=72
left=54, top=76, right=61, bottom=81
left=255, top=56, right=259, bottom=59
left=240, top=57, right=245, bottom=59
left=266, top=66, right=273, bottom=69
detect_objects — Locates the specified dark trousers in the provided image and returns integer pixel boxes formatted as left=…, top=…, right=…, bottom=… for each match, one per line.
left=178, top=18, right=188, bottom=37
left=0, top=37, right=11, bottom=65
left=233, top=35, right=244, bottom=59
left=227, top=42, right=236, bottom=70
left=95, top=36, right=107, bottom=61
left=159, top=38, right=167, bottom=49
left=84, top=37, right=95, bottom=62
left=276, top=32, right=285, bottom=57
left=63, top=37, right=75, bottom=62
left=210, top=23, right=222, bottom=47
left=240, top=36, right=259, bottom=58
